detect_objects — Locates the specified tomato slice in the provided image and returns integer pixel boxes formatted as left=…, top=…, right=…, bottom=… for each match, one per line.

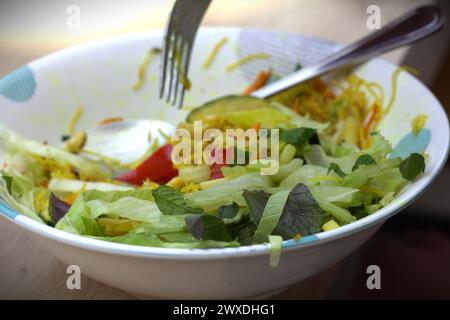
left=209, top=148, right=234, bottom=180
left=116, top=144, right=178, bottom=185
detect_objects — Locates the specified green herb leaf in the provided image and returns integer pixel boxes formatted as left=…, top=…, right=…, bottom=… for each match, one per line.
left=242, top=190, right=271, bottom=225
left=185, top=214, right=231, bottom=241
left=400, top=153, right=425, bottom=181
left=352, top=154, right=376, bottom=171
left=2, top=173, right=13, bottom=194
left=216, top=202, right=240, bottom=220
left=328, top=163, right=346, bottom=178
left=226, top=218, right=257, bottom=245
left=280, top=127, right=317, bottom=149
left=153, top=185, right=201, bottom=215
left=49, top=193, right=71, bottom=224
left=273, top=184, right=324, bottom=238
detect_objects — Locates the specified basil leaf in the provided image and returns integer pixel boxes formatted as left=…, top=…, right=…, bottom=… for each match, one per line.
left=352, top=154, right=376, bottom=171
left=185, top=214, right=231, bottom=241
left=280, top=127, right=317, bottom=149
left=49, top=193, right=71, bottom=224
left=328, top=163, right=346, bottom=178
left=308, top=133, right=321, bottom=145
left=242, top=184, right=324, bottom=240
left=2, top=173, right=13, bottom=194
left=226, top=217, right=257, bottom=245
left=242, top=190, right=271, bottom=225
left=400, top=153, right=425, bottom=181
left=216, top=202, right=240, bottom=220
left=153, top=185, right=201, bottom=215
left=273, top=184, right=323, bottom=238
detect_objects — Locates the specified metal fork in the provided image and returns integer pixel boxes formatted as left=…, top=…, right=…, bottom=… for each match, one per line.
left=159, top=0, right=212, bottom=108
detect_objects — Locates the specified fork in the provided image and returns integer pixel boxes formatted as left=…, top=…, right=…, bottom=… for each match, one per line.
left=159, top=0, right=212, bottom=108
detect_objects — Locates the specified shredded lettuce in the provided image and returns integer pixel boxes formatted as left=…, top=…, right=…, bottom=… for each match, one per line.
left=0, top=173, right=43, bottom=222
left=48, top=178, right=133, bottom=194
left=310, top=186, right=362, bottom=208
left=342, top=158, right=402, bottom=189
left=319, top=202, right=356, bottom=224
left=268, top=235, right=283, bottom=267
left=0, top=124, right=108, bottom=180
left=279, top=165, right=327, bottom=188
left=56, top=189, right=154, bottom=234
left=254, top=190, right=290, bottom=242
left=185, top=173, right=273, bottom=212
left=91, top=229, right=239, bottom=248
left=270, top=158, right=303, bottom=183
left=365, top=132, right=393, bottom=161
left=86, top=197, right=161, bottom=222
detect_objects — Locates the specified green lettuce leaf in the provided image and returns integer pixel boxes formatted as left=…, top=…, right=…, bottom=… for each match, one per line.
left=86, top=197, right=161, bottom=222
left=365, top=132, right=393, bottom=161
left=0, top=124, right=108, bottom=180
left=279, top=165, right=327, bottom=189
left=310, top=186, right=362, bottom=207
left=92, top=229, right=239, bottom=248
left=48, top=178, right=132, bottom=194
left=0, top=174, right=43, bottom=222
left=56, top=189, right=154, bottom=234
left=342, top=158, right=402, bottom=189
left=268, top=235, right=283, bottom=268
left=319, top=202, right=356, bottom=224
left=304, top=144, right=329, bottom=167
left=270, top=158, right=304, bottom=183
left=185, top=173, right=272, bottom=212
left=254, top=190, right=290, bottom=242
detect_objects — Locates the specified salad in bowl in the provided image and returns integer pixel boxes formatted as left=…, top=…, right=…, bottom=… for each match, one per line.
left=0, top=27, right=447, bottom=298
left=0, top=64, right=427, bottom=264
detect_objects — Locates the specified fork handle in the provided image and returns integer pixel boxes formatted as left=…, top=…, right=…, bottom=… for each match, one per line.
left=252, top=6, right=445, bottom=99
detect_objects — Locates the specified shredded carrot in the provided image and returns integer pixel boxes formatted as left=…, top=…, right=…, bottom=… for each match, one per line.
left=68, top=106, right=83, bottom=136
left=363, top=104, right=380, bottom=137
left=97, top=117, right=123, bottom=126
left=203, top=37, right=229, bottom=69
left=64, top=193, right=78, bottom=205
left=226, top=53, right=271, bottom=72
left=65, top=183, right=87, bottom=205
left=243, top=68, right=272, bottom=95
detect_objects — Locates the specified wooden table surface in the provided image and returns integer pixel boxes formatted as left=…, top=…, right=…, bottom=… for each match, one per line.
left=0, top=0, right=431, bottom=299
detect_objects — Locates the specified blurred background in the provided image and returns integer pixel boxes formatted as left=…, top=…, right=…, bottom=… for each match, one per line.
left=1, top=0, right=449, bottom=299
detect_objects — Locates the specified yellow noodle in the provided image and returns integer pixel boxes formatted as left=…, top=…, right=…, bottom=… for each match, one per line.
left=203, top=37, right=229, bottom=69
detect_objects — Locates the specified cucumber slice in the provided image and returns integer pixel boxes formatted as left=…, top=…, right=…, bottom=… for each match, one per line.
left=187, top=95, right=271, bottom=123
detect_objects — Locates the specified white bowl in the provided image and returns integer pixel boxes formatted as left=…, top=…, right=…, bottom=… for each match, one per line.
left=0, top=28, right=449, bottom=299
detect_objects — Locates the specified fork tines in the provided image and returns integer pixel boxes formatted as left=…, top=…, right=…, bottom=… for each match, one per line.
left=159, top=0, right=212, bottom=108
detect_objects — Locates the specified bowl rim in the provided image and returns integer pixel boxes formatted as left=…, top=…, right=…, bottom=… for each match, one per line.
left=2, top=27, right=449, bottom=260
